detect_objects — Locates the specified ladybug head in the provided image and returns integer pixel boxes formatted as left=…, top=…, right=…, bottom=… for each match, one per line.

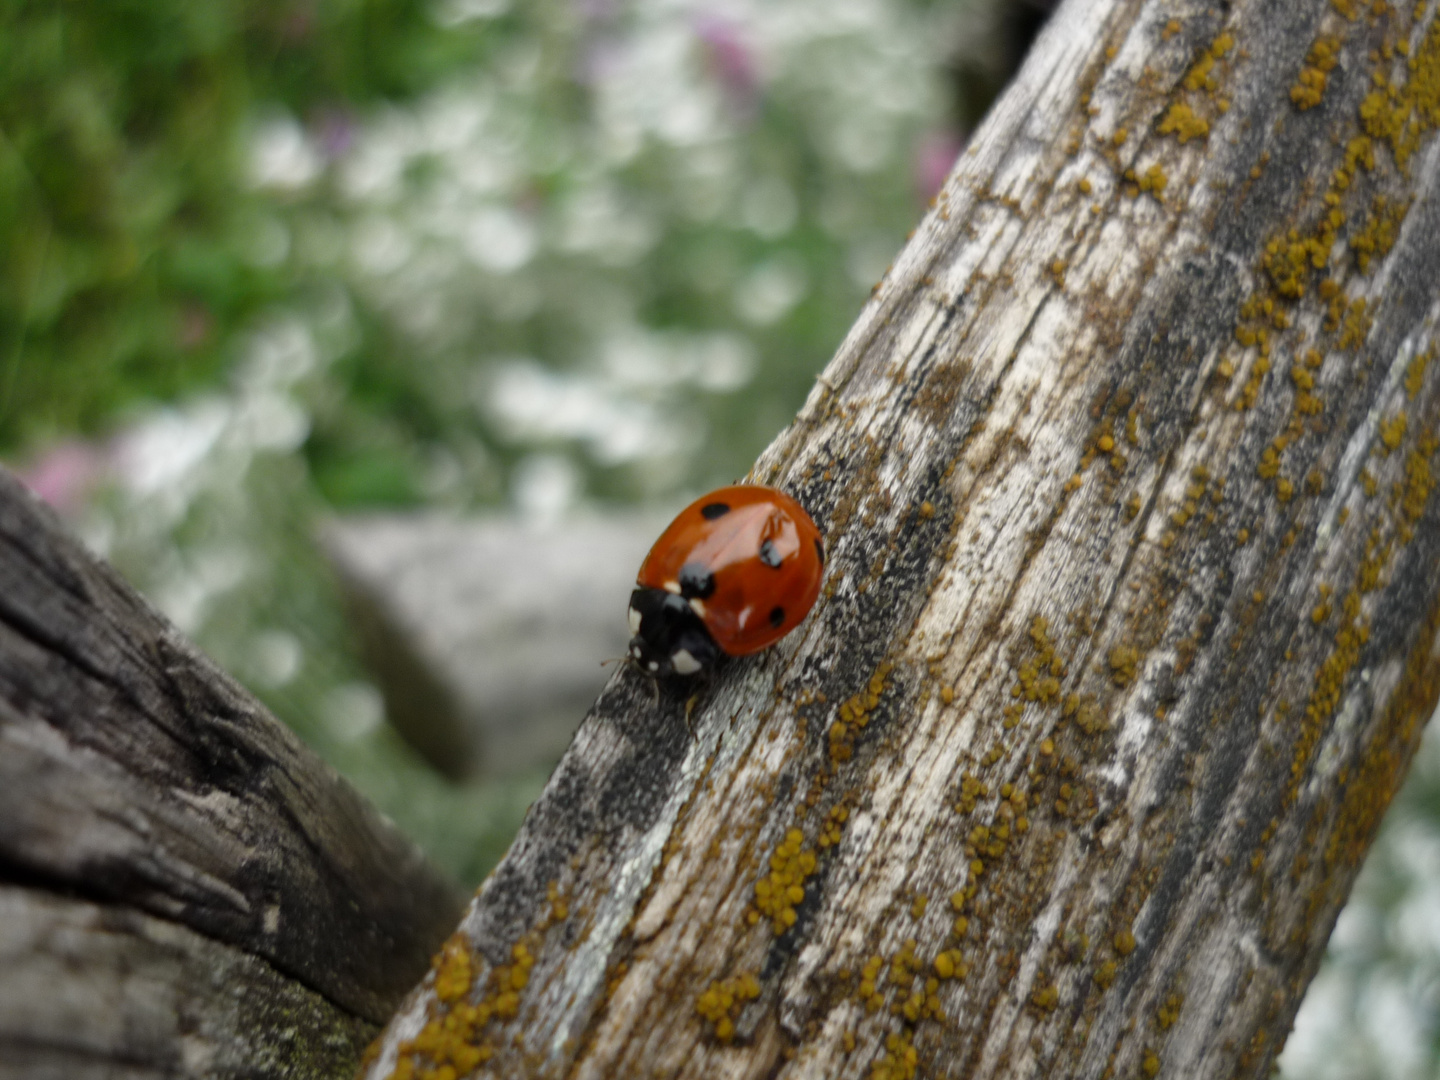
left=627, top=587, right=721, bottom=678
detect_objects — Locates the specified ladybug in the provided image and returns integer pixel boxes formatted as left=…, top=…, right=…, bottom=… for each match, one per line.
left=628, top=484, right=825, bottom=677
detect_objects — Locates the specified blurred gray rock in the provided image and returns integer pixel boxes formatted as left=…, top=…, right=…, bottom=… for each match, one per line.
left=321, top=513, right=662, bottom=779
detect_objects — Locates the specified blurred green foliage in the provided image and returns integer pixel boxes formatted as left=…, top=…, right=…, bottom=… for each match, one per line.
left=0, top=0, right=488, bottom=448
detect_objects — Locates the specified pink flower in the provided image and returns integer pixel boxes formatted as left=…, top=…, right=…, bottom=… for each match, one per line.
left=914, top=129, right=967, bottom=204
left=12, top=440, right=110, bottom=515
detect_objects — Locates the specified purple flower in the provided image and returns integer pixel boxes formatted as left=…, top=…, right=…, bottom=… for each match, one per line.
left=313, top=106, right=358, bottom=161
left=694, top=14, right=761, bottom=118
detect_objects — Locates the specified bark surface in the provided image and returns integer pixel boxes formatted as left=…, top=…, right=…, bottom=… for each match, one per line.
left=365, top=0, right=1440, bottom=1077
left=0, top=470, right=465, bottom=1076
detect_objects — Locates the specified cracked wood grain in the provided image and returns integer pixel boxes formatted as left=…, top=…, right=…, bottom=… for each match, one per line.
left=0, top=469, right=465, bottom=1076
left=363, top=0, right=1440, bottom=1077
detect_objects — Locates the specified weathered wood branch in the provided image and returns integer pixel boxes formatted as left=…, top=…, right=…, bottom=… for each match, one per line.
left=0, top=470, right=465, bottom=1076
left=365, top=0, right=1440, bottom=1077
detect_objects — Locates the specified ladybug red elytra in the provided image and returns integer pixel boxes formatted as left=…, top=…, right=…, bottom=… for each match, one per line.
left=627, top=484, right=825, bottom=677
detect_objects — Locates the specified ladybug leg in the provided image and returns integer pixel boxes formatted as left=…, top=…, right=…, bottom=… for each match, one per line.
left=683, top=693, right=700, bottom=739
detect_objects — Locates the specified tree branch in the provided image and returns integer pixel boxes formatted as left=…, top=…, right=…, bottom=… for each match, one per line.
left=365, top=0, right=1440, bottom=1076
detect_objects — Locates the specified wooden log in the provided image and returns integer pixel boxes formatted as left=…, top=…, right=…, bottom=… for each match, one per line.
left=0, top=469, right=465, bottom=1074
left=0, top=887, right=375, bottom=1080
left=363, top=0, right=1440, bottom=1077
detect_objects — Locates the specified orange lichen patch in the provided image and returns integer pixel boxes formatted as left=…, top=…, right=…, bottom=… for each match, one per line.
left=695, top=971, right=761, bottom=1042
left=910, top=894, right=928, bottom=919
left=1162, top=19, right=1182, bottom=41
left=870, top=1031, right=918, bottom=1080
left=1351, top=195, right=1409, bottom=272
left=1379, top=413, right=1408, bottom=453
left=1158, top=102, right=1209, bottom=142
left=752, top=828, right=818, bottom=932
left=1113, top=928, right=1137, bottom=955
left=1142, top=1049, right=1162, bottom=1077
left=1093, top=959, right=1117, bottom=989
left=1291, top=36, right=1341, bottom=110
left=390, top=938, right=537, bottom=1079
left=829, top=662, right=893, bottom=763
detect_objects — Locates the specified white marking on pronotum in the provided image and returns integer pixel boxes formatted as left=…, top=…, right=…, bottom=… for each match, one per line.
left=664, top=580, right=681, bottom=594
left=671, top=649, right=701, bottom=675
left=647, top=661, right=659, bottom=673
left=688, top=598, right=707, bottom=618
left=628, top=606, right=642, bottom=635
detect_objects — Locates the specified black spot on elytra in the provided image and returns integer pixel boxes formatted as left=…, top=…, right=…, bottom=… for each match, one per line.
left=758, top=539, right=782, bottom=568
left=769, top=605, right=785, bottom=628
left=814, top=537, right=825, bottom=565
left=701, top=502, right=730, bottom=519
left=679, top=561, right=716, bottom=599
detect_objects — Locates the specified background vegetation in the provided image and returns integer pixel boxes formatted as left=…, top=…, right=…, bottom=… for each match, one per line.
left=1, top=1, right=1434, bottom=1075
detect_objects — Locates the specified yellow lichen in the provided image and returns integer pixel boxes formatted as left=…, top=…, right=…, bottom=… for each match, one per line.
left=870, top=1031, right=918, bottom=1080
left=1158, top=102, right=1210, bottom=142
left=1405, top=348, right=1432, bottom=399
left=1291, top=36, right=1341, bottom=110
left=752, top=828, right=818, bottom=932
left=1108, top=645, right=1140, bottom=687
left=1156, top=992, right=1185, bottom=1029
left=829, top=662, right=893, bottom=762
left=1351, top=195, right=1408, bottom=273
left=695, top=972, right=761, bottom=1042
left=1379, top=413, right=1408, bottom=453
left=392, top=937, right=536, bottom=1078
